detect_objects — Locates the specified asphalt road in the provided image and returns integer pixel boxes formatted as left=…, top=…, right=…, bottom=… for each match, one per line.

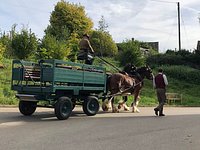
left=0, top=106, right=200, bottom=150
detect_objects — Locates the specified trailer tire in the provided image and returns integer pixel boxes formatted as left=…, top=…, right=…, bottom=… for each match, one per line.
left=55, top=97, right=72, bottom=120
left=83, top=96, right=99, bottom=116
left=19, top=101, right=37, bottom=116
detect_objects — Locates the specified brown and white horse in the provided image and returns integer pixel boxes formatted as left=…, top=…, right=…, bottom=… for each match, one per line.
left=102, top=65, right=153, bottom=113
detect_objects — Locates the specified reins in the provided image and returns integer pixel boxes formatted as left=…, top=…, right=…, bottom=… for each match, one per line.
left=96, top=56, right=121, bottom=72
left=105, top=78, right=144, bottom=98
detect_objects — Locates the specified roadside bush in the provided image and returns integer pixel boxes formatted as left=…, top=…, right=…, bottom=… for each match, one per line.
left=147, top=54, right=185, bottom=68
left=0, top=59, right=18, bottom=105
left=160, top=65, right=200, bottom=85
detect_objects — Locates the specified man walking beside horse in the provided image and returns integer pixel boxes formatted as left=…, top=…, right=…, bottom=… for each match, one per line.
left=153, top=68, right=168, bottom=116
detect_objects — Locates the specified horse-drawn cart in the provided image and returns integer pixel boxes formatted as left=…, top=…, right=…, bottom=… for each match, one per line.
left=11, top=59, right=107, bottom=120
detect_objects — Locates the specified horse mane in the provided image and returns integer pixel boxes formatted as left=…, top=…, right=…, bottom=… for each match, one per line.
left=136, top=67, right=146, bottom=74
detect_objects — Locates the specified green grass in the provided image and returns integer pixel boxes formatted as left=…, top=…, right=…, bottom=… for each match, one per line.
left=122, top=77, right=200, bottom=107
left=167, top=78, right=200, bottom=106
left=0, top=58, right=18, bottom=105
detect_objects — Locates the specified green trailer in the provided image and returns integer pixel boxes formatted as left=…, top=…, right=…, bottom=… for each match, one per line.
left=11, top=59, right=107, bottom=120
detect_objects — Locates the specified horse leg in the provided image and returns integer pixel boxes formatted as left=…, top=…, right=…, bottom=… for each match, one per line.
left=132, top=91, right=140, bottom=113
left=118, top=96, right=129, bottom=111
left=122, top=96, right=130, bottom=111
left=110, top=97, right=119, bottom=113
left=102, top=96, right=112, bottom=111
left=103, top=96, right=117, bottom=112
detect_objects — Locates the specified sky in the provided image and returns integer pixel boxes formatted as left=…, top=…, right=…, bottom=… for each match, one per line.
left=1, top=0, right=200, bottom=52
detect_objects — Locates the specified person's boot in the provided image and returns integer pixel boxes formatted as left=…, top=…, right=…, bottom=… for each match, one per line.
left=159, top=108, right=165, bottom=116
left=154, top=108, right=159, bottom=116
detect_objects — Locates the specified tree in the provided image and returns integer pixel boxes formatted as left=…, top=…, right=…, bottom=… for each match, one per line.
left=90, top=16, right=117, bottom=57
left=0, top=25, right=17, bottom=58
left=0, top=42, right=5, bottom=64
left=117, top=39, right=145, bottom=66
left=66, top=32, right=80, bottom=62
left=37, top=34, right=69, bottom=60
left=45, top=0, right=93, bottom=40
left=11, top=28, right=38, bottom=59
left=90, top=30, right=118, bottom=57
left=43, top=1, right=93, bottom=61
left=98, top=16, right=108, bottom=33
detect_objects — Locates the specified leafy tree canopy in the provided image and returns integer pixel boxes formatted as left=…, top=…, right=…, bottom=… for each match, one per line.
left=37, top=34, right=69, bottom=60
left=0, top=42, right=5, bottom=63
left=117, top=39, right=145, bottom=66
left=90, top=30, right=118, bottom=57
left=11, top=28, right=38, bottom=60
left=45, top=0, right=93, bottom=40
left=97, top=16, right=108, bottom=33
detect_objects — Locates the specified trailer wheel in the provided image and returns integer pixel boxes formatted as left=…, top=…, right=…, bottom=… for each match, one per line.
left=55, top=97, right=72, bottom=120
left=19, top=101, right=37, bottom=116
left=83, top=96, right=99, bottom=116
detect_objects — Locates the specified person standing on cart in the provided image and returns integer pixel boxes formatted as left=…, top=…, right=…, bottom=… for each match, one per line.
left=77, top=33, right=94, bottom=65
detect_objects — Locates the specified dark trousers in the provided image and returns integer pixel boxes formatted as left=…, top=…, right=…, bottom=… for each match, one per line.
left=85, top=59, right=93, bottom=65
left=155, top=88, right=166, bottom=114
left=77, top=50, right=94, bottom=65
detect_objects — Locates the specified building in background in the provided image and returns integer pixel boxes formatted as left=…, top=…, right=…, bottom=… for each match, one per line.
left=145, top=42, right=159, bottom=52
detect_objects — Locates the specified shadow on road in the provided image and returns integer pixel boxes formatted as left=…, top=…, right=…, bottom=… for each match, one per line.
left=1, top=107, right=200, bottom=124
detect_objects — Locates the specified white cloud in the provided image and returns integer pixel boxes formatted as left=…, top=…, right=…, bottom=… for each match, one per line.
left=0, top=0, right=200, bottom=52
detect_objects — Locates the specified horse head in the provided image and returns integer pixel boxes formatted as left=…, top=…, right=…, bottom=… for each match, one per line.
left=138, top=65, right=153, bottom=80
left=123, top=63, right=137, bottom=75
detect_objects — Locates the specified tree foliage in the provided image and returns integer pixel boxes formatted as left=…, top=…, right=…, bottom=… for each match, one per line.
left=0, top=25, right=16, bottom=58
left=45, top=0, right=93, bottom=40
left=117, top=39, right=145, bottom=66
left=0, top=42, right=5, bottom=63
left=90, top=16, right=117, bottom=57
left=11, top=28, right=38, bottom=59
left=43, top=1, right=93, bottom=60
left=98, top=16, right=108, bottom=32
left=147, top=49, right=200, bottom=69
left=37, top=34, right=69, bottom=60
left=90, top=30, right=118, bottom=57
left=66, top=32, right=80, bottom=62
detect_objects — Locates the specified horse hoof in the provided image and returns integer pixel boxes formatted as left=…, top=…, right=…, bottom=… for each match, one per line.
left=112, top=110, right=119, bottom=113
left=137, top=109, right=140, bottom=113
left=118, top=104, right=122, bottom=109
left=102, top=107, right=108, bottom=111
left=102, top=104, right=109, bottom=111
left=132, top=109, right=140, bottom=113
left=112, top=107, right=119, bottom=113
left=124, top=106, right=130, bottom=111
left=132, top=108, right=139, bottom=113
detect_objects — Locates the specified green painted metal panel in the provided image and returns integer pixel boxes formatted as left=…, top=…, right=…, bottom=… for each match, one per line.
left=11, top=59, right=107, bottom=97
left=41, top=68, right=53, bottom=81
left=54, top=68, right=83, bottom=83
left=83, top=71, right=105, bottom=84
left=12, top=68, right=23, bottom=80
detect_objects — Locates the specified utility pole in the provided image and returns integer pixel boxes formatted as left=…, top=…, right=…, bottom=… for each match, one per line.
left=177, top=2, right=181, bottom=51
